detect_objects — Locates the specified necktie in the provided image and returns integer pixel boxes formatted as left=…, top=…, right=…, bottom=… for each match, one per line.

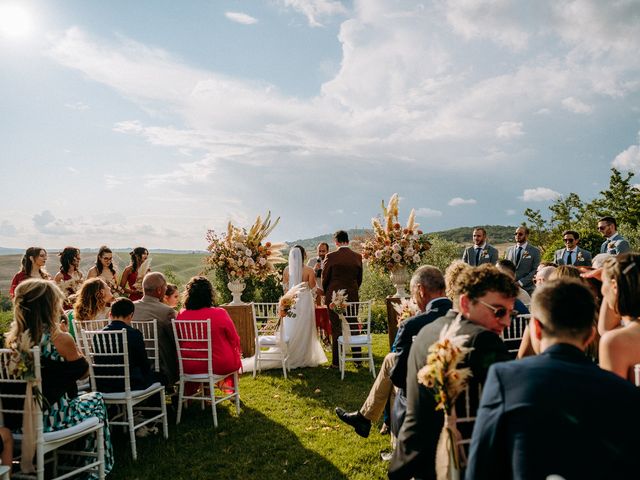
left=515, top=246, right=522, bottom=264
left=475, top=248, right=481, bottom=265
left=567, top=250, right=573, bottom=265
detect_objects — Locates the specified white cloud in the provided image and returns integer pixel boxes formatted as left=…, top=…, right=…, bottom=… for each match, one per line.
left=225, top=12, right=258, bottom=25
left=0, top=220, right=18, bottom=236
left=64, top=101, right=89, bottom=110
left=448, top=197, right=477, bottom=206
left=496, top=121, right=523, bottom=139
left=520, top=187, right=561, bottom=202
left=561, top=96, right=592, bottom=114
left=612, top=132, right=640, bottom=172
left=415, top=207, right=443, bottom=218
left=506, top=209, right=516, bottom=216
left=280, top=0, right=347, bottom=27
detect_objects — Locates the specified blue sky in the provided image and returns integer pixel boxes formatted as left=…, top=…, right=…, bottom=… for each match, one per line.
left=1, top=0, right=639, bottom=249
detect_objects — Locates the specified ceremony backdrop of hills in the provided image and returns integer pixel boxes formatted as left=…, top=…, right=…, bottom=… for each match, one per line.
left=0, top=225, right=516, bottom=295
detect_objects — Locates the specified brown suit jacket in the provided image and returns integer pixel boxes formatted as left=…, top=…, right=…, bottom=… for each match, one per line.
left=322, top=246, right=363, bottom=304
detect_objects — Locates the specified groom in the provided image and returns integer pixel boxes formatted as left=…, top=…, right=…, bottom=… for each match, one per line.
left=322, top=230, right=363, bottom=368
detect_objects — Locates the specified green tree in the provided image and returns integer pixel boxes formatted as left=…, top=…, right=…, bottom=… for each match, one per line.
left=597, top=168, right=640, bottom=228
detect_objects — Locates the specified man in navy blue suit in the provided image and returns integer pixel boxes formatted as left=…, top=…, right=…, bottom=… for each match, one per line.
left=335, top=266, right=450, bottom=438
left=466, top=278, right=640, bottom=479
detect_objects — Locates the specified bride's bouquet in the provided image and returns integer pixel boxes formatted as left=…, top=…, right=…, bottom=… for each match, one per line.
left=393, top=297, right=420, bottom=325
left=417, top=317, right=473, bottom=479
left=361, top=193, right=431, bottom=273
left=205, top=211, right=286, bottom=281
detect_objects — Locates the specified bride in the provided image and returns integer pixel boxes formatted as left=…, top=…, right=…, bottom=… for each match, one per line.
left=280, top=245, right=327, bottom=369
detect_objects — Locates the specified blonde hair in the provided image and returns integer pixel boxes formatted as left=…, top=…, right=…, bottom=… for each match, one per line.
left=74, top=277, right=109, bottom=320
left=6, top=279, right=63, bottom=347
left=444, top=260, right=472, bottom=308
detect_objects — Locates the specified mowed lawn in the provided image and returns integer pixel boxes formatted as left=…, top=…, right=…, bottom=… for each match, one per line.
left=110, top=334, right=392, bottom=479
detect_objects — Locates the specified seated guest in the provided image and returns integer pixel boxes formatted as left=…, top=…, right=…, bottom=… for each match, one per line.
left=334, top=266, right=451, bottom=437
left=163, top=283, right=180, bottom=309
left=176, top=277, right=241, bottom=391
left=5, top=279, right=113, bottom=474
left=96, top=298, right=158, bottom=392
left=534, top=264, right=556, bottom=287
left=69, top=277, right=114, bottom=339
left=549, top=264, right=582, bottom=280
left=133, top=272, right=178, bottom=386
left=466, top=278, right=640, bottom=479
left=495, top=259, right=530, bottom=313
left=389, top=265, right=516, bottom=480
left=599, top=253, right=640, bottom=382
left=9, top=247, right=50, bottom=298
left=0, top=427, right=13, bottom=474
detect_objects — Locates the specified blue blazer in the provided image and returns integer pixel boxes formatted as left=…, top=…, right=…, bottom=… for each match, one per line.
left=466, top=344, right=640, bottom=480
left=600, top=233, right=631, bottom=255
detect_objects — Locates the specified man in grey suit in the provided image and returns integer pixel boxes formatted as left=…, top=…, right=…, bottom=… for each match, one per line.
left=598, top=216, right=630, bottom=255
left=504, top=226, right=540, bottom=295
left=553, top=230, right=592, bottom=266
left=132, top=272, right=178, bottom=387
left=462, top=227, right=499, bottom=266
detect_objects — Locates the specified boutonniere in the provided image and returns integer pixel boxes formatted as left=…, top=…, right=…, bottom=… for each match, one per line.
left=608, top=242, right=616, bottom=249
left=522, top=251, right=531, bottom=259
left=576, top=252, right=585, bottom=262
left=482, top=249, right=489, bottom=258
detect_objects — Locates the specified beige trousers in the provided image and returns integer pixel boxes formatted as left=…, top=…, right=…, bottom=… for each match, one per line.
left=359, top=352, right=397, bottom=422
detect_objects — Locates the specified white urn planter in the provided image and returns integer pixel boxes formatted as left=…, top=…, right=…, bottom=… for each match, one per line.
left=389, top=265, right=409, bottom=298
left=227, top=278, right=246, bottom=305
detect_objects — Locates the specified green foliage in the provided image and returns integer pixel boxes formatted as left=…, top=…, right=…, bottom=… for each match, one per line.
left=597, top=168, right=640, bottom=228
left=162, top=267, right=180, bottom=289
left=0, top=292, right=11, bottom=312
left=211, top=267, right=284, bottom=305
left=359, top=266, right=394, bottom=302
left=370, top=300, right=388, bottom=334
left=0, top=310, right=12, bottom=335
left=428, top=225, right=518, bottom=244
left=422, top=236, right=464, bottom=273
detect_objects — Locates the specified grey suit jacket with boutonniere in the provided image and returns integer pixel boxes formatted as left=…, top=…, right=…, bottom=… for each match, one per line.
left=462, top=244, right=499, bottom=266
left=600, top=233, right=630, bottom=255
left=505, top=243, right=541, bottom=294
left=553, top=247, right=592, bottom=266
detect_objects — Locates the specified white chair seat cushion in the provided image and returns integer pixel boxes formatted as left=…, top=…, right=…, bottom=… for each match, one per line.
left=13, top=417, right=100, bottom=442
left=101, top=382, right=163, bottom=400
left=338, top=335, right=371, bottom=345
left=258, top=335, right=278, bottom=346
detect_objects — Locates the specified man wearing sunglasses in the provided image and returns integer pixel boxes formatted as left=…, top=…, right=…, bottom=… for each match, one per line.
left=598, top=216, right=630, bottom=255
left=467, top=278, right=640, bottom=479
left=553, top=230, right=592, bottom=266
left=504, top=226, right=541, bottom=295
left=389, top=265, right=516, bottom=480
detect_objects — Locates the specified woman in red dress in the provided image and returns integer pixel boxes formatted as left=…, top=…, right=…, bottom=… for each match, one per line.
left=9, top=247, right=50, bottom=298
left=119, top=247, right=149, bottom=301
left=54, top=247, right=83, bottom=309
left=176, top=276, right=241, bottom=390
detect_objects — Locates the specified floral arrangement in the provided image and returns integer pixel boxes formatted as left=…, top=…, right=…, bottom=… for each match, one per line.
left=329, top=289, right=348, bottom=316
left=205, top=212, right=286, bottom=280
left=417, top=317, right=474, bottom=477
left=361, top=193, right=431, bottom=273
left=417, top=317, right=473, bottom=412
left=5, top=331, right=45, bottom=407
left=106, top=279, right=126, bottom=297
left=57, top=272, right=84, bottom=301
left=279, top=283, right=305, bottom=319
left=393, top=298, right=420, bottom=325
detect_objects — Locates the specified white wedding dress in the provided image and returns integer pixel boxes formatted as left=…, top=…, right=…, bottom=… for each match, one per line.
left=240, top=248, right=326, bottom=374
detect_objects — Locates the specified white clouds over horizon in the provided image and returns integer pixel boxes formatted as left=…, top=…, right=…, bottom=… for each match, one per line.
left=280, top=0, right=347, bottom=27
left=415, top=208, right=443, bottom=218
left=612, top=132, right=640, bottom=173
left=224, top=12, right=258, bottom=25
left=520, top=187, right=562, bottom=202
left=448, top=197, right=477, bottom=206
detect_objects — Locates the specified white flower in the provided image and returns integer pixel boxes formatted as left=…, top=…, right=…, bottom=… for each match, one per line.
left=245, top=248, right=252, bottom=256
left=392, top=253, right=402, bottom=262
left=413, top=254, right=421, bottom=263
left=375, top=250, right=383, bottom=259
left=259, top=257, right=267, bottom=266
left=392, top=243, right=401, bottom=252
left=406, top=247, right=415, bottom=256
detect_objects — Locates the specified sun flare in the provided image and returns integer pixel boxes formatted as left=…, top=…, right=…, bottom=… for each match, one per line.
left=0, top=4, right=33, bottom=39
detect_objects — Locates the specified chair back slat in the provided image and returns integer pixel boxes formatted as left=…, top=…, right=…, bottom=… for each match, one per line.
left=0, top=347, right=43, bottom=432
left=343, top=301, right=372, bottom=336
left=501, top=314, right=530, bottom=357
left=455, top=383, right=483, bottom=463
left=252, top=302, right=280, bottom=336
left=81, top=330, right=131, bottom=393
left=171, top=319, right=213, bottom=376
left=131, top=320, right=160, bottom=372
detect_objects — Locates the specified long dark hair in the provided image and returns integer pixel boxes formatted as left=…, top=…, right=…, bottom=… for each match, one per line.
left=20, top=247, right=48, bottom=278
left=96, top=246, right=116, bottom=276
left=183, top=276, right=215, bottom=310
left=129, top=247, right=148, bottom=272
left=59, top=247, right=80, bottom=274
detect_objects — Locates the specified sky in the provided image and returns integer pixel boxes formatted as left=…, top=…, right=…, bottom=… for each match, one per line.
left=1, top=0, right=639, bottom=250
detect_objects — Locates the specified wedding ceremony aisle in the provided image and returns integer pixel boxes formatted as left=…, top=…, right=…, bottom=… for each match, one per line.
left=109, top=334, right=391, bottom=479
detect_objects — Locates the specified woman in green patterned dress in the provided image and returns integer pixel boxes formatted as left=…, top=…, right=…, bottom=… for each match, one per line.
left=6, top=279, right=114, bottom=477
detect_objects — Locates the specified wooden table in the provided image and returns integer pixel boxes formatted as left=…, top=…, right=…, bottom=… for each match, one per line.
left=385, top=296, right=405, bottom=350
left=221, top=304, right=255, bottom=357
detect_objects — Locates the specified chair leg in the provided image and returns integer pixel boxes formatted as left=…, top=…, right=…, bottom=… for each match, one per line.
left=127, top=402, right=138, bottom=460
left=37, top=441, right=45, bottom=480
left=160, top=388, right=169, bottom=439
left=253, top=351, right=258, bottom=378
left=233, top=372, right=240, bottom=415
left=209, top=378, right=218, bottom=428
left=339, top=343, right=345, bottom=380
left=98, top=422, right=106, bottom=479
left=176, top=380, right=185, bottom=424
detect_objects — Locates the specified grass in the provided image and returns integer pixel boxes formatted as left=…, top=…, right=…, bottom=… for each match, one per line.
left=108, top=335, right=392, bottom=479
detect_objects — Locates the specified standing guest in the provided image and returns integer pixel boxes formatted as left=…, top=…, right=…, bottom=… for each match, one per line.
left=120, top=247, right=150, bottom=301
left=495, top=259, right=531, bottom=310
left=54, top=247, right=84, bottom=309
left=553, top=230, right=592, bottom=266
left=9, top=247, right=50, bottom=298
left=598, top=253, right=640, bottom=382
left=6, top=279, right=114, bottom=474
left=87, top=246, right=119, bottom=291
left=462, top=227, right=499, bottom=266
left=163, top=283, right=180, bottom=309
left=176, top=276, right=241, bottom=392
left=96, top=298, right=158, bottom=392
left=466, top=279, right=640, bottom=479
left=132, top=272, right=178, bottom=387
left=504, top=226, right=541, bottom=295
left=308, top=242, right=329, bottom=304
left=389, top=265, right=516, bottom=480
left=598, top=216, right=630, bottom=255
left=322, top=230, right=363, bottom=368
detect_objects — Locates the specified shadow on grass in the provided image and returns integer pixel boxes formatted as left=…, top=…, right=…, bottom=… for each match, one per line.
left=109, top=403, right=349, bottom=480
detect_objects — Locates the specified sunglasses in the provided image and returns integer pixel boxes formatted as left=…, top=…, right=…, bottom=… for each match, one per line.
left=514, top=232, right=525, bottom=236
left=477, top=299, right=514, bottom=319
left=563, top=238, right=575, bottom=242
left=597, top=225, right=609, bottom=231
